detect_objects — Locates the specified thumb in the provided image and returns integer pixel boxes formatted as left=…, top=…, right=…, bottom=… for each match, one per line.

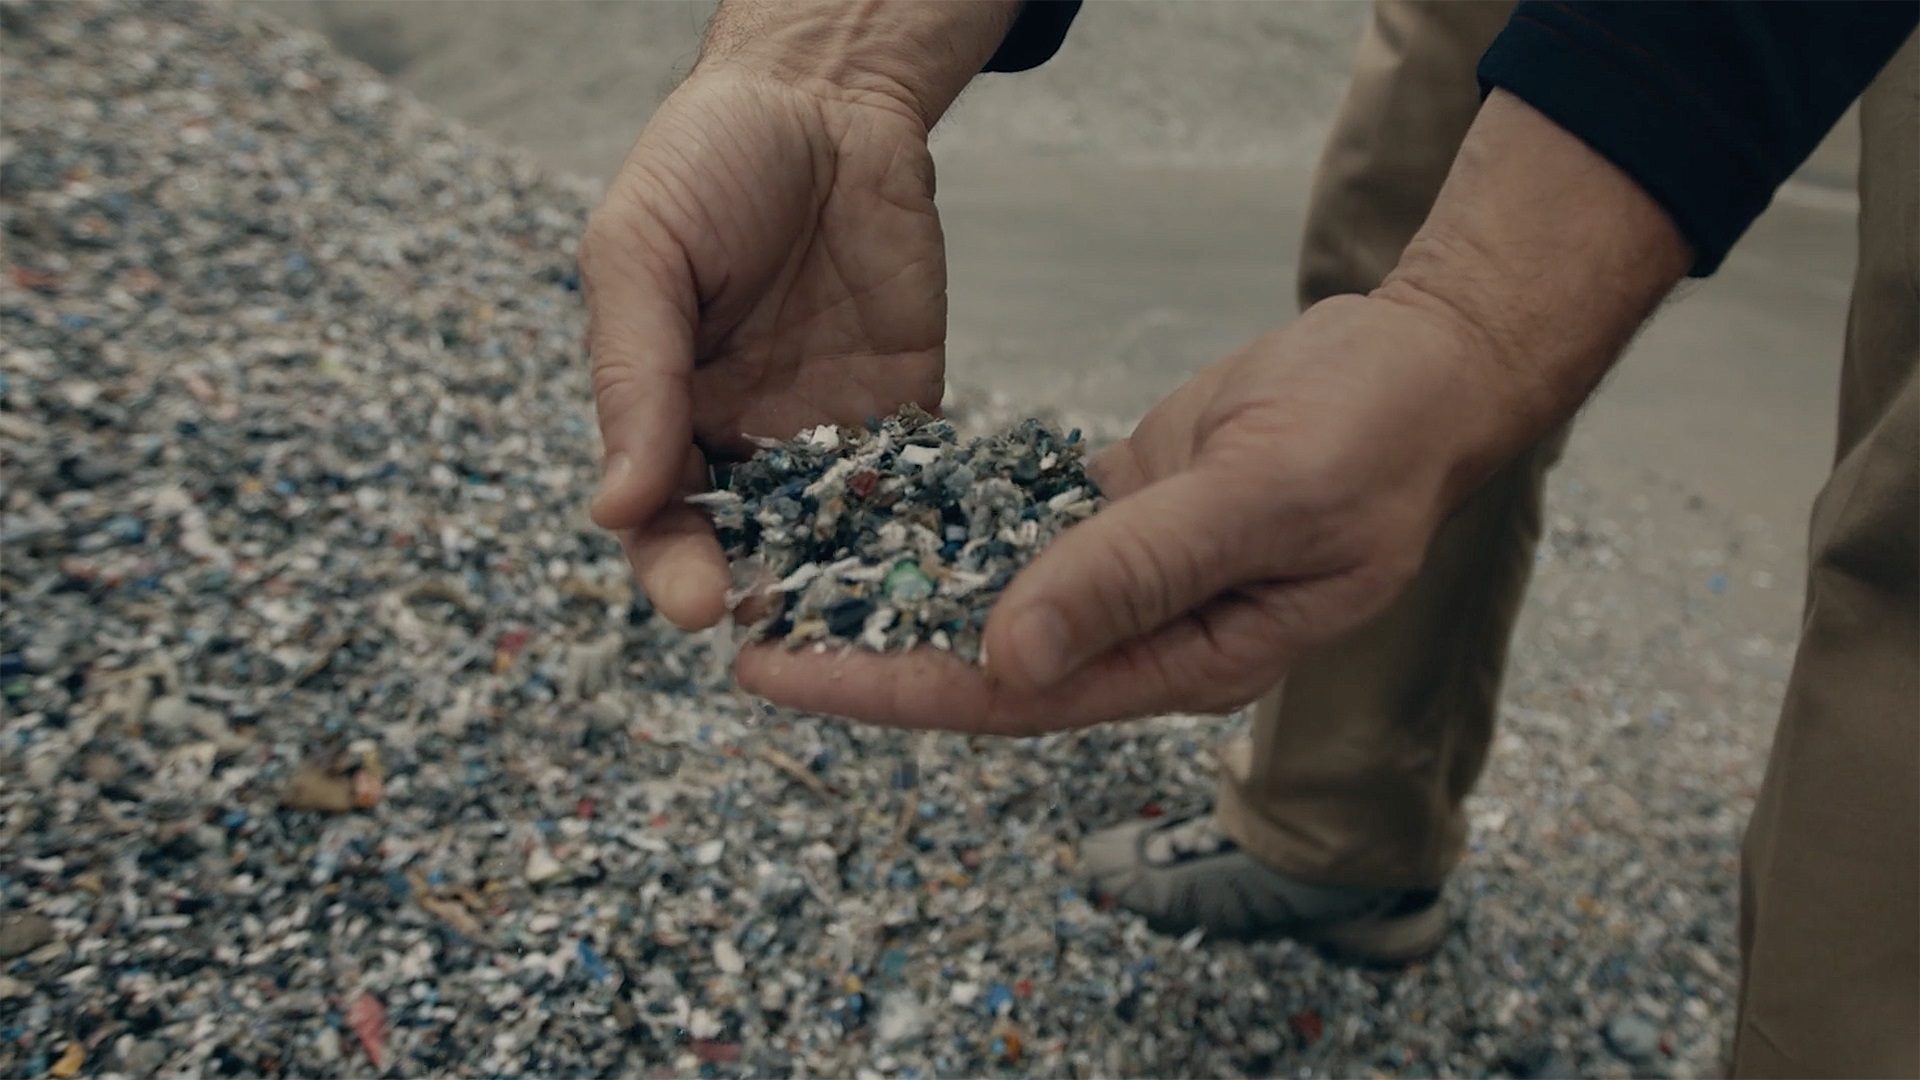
left=984, top=467, right=1270, bottom=693
left=580, top=209, right=699, bottom=530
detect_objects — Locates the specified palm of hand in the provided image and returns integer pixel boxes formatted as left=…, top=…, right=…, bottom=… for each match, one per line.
left=582, top=70, right=950, bottom=628
left=595, top=71, right=946, bottom=459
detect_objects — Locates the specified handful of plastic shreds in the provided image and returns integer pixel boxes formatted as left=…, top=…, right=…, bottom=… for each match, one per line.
left=689, top=407, right=1104, bottom=661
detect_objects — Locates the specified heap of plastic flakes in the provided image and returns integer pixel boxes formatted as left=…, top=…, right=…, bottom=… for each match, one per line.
left=693, top=408, right=1103, bottom=661
left=0, top=3, right=1775, bottom=1077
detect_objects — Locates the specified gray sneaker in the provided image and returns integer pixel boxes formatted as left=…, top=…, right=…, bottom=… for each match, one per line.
left=1080, top=813, right=1449, bottom=964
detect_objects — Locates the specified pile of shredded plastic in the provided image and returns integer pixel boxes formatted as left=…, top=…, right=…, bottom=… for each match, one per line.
left=693, top=408, right=1103, bottom=661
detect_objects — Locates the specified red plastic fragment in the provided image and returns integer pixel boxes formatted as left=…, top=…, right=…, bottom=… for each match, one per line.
left=348, top=991, right=388, bottom=1069
left=10, top=266, right=62, bottom=293
left=1289, top=1009, right=1324, bottom=1043
left=692, top=1040, right=741, bottom=1064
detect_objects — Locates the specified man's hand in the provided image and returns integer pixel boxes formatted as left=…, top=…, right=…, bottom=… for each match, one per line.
left=581, top=3, right=1016, bottom=630
left=735, top=294, right=1517, bottom=732
left=735, top=91, right=1691, bottom=733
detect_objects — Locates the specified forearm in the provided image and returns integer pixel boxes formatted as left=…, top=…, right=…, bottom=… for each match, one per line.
left=1374, top=89, right=1692, bottom=499
left=698, top=0, right=1020, bottom=125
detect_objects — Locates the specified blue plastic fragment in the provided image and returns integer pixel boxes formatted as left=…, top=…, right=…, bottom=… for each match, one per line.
left=984, top=982, right=1015, bottom=1015
left=577, top=939, right=610, bottom=982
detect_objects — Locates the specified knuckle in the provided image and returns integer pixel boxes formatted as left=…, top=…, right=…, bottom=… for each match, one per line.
left=984, top=694, right=1052, bottom=740
left=1246, top=585, right=1315, bottom=645
left=1099, top=529, right=1191, bottom=636
left=577, top=210, right=628, bottom=277
left=1183, top=655, right=1270, bottom=714
left=1181, top=646, right=1262, bottom=714
left=588, top=353, right=642, bottom=407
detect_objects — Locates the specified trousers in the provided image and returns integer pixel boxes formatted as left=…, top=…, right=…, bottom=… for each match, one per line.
left=1211, top=4, right=1919, bottom=1074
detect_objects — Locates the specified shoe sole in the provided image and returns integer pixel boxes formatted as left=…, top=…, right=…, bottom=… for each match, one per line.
left=1296, top=898, right=1450, bottom=966
left=1138, top=894, right=1449, bottom=966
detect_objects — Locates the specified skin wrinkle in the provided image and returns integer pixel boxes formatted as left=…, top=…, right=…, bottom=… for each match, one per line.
left=697, top=4, right=1015, bottom=128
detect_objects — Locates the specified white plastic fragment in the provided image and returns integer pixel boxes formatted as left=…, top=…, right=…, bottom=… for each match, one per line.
left=772, top=563, right=823, bottom=594
left=898, top=444, right=941, bottom=467
left=525, top=847, right=565, bottom=885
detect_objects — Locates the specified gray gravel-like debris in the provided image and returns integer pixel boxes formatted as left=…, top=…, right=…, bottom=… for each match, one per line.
left=2, top=2, right=1789, bottom=1077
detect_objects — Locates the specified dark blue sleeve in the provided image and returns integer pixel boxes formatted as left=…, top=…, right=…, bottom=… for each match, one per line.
left=1478, top=1, right=1919, bottom=276
left=983, top=0, right=1082, bottom=73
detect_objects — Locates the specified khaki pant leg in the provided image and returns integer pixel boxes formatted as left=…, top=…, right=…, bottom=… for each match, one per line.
left=1731, top=31, right=1920, bottom=1079
left=1216, top=0, right=1559, bottom=889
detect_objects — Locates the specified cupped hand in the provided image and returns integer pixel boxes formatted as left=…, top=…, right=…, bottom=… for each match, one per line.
left=581, top=64, right=947, bottom=629
left=736, top=293, right=1521, bottom=734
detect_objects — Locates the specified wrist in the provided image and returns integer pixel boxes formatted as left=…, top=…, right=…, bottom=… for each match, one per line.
left=1363, top=272, right=1540, bottom=507
left=697, top=0, right=1021, bottom=127
left=1368, top=90, right=1691, bottom=500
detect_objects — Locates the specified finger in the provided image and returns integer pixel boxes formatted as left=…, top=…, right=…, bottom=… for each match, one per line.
left=996, top=586, right=1303, bottom=727
left=1002, top=556, right=1415, bottom=730
left=621, top=443, right=730, bottom=630
left=580, top=208, right=699, bottom=531
left=734, top=643, right=1001, bottom=731
left=982, top=468, right=1271, bottom=693
left=1084, top=436, right=1151, bottom=499
left=733, top=587, right=1294, bottom=735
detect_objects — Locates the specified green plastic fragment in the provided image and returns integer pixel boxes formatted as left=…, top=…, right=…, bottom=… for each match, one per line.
left=884, top=559, right=935, bottom=603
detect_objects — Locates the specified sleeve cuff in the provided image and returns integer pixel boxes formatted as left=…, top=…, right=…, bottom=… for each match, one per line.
left=1478, top=12, right=1763, bottom=277
left=983, top=0, right=1082, bottom=73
